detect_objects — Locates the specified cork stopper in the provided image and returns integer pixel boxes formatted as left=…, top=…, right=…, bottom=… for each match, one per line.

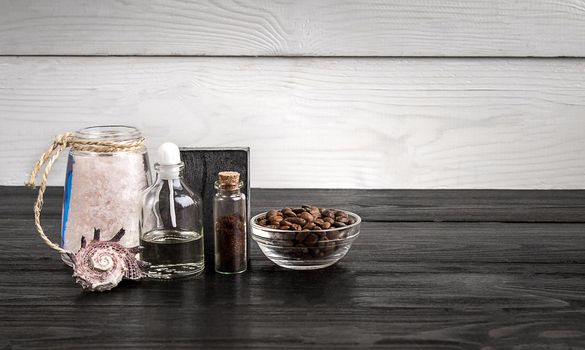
left=218, top=171, right=240, bottom=190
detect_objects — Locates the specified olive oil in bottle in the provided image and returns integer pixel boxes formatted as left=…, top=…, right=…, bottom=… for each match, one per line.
left=141, top=229, right=204, bottom=278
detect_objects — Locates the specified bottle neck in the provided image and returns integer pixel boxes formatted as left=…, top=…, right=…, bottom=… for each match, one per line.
left=214, top=180, right=243, bottom=196
left=217, top=188, right=241, bottom=196
left=155, top=162, right=184, bottom=180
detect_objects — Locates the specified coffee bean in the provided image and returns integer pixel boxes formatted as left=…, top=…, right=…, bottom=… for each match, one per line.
left=259, top=219, right=268, bottom=226
left=309, top=207, right=321, bottom=217
left=322, top=209, right=335, bottom=218
left=303, top=222, right=316, bottom=230
left=288, top=217, right=307, bottom=226
left=323, top=217, right=335, bottom=224
left=326, top=230, right=341, bottom=240
left=335, top=211, right=348, bottom=219
left=284, top=232, right=297, bottom=240
left=290, top=223, right=302, bottom=231
left=333, top=222, right=347, bottom=228
left=281, top=220, right=293, bottom=227
left=300, top=212, right=314, bottom=222
left=296, top=231, right=308, bottom=242
left=269, top=216, right=284, bottom=224
left=304, top=233, right=319, bottom=246
left=267, top=210, right=280, bottom=219
left=315, top=231, right=326, bottom=238
left=335, top=216, right=350, bottom=224
left=292, top=208, right=305, bottom=214
left=284, top=210, right=296, bottom=217
left=321, top=222, right=331, bottom=229
left=280, top=225, right=290, bottom=230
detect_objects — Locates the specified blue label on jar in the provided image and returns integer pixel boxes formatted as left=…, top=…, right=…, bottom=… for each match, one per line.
left=61, top=156, right=74, bottom=246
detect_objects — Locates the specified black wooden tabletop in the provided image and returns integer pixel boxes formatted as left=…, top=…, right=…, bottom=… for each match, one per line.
left=1, top=186, right=585, bottom=349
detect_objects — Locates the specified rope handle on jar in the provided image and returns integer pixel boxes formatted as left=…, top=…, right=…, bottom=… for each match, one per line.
left=25, top=132, right=145, bottom=254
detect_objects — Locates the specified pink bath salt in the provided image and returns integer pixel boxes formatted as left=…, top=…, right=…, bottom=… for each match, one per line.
left=62, top=151, right=150, bottom=253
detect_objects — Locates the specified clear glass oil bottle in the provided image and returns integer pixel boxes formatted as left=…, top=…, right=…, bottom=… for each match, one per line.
left=140, top=142, right=204, bottom=279
left=213, top=171, right=247, bottom=274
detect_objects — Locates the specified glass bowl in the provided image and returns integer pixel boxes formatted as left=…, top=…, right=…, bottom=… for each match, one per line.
left=250, top=210, right=361, bottom=270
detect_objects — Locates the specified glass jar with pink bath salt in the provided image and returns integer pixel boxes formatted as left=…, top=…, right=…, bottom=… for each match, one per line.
left=61, top=125, right=151, bottom=265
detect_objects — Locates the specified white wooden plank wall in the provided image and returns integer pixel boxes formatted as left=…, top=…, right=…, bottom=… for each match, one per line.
left=2, top=0, right=585, bottom=56
left=0, top=1, right=584, bottom=189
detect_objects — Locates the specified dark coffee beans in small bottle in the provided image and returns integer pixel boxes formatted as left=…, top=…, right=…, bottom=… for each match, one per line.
left=213, top=171, right=247, bottom=274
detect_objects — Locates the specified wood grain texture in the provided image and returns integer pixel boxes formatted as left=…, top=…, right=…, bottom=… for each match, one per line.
left=1, top=187, right=585, bottom=349
left=5, top=186, right=584, bottom=223
left=1, top=57, right=584, bottom=189
left=1, top=0, right=585, bottom=57
left=251, top=188, right=585, bottom=223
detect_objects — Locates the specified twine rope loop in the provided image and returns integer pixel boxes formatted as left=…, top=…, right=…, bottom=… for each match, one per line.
left=26, top=132, right=145, bottom=254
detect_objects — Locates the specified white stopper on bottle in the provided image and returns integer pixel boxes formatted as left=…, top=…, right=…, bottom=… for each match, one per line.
left=158, top=142, right=181, bottom=165
left=157, top=142, right=182, bottom=180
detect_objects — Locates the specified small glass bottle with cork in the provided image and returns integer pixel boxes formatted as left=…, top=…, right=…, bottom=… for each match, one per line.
left=213, top=171, right=248, bottom=274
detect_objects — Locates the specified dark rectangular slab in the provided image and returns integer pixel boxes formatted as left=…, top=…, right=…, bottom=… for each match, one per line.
left=179, top=148, right=250, bottom=268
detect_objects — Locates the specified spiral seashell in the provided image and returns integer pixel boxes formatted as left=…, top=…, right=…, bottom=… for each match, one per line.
left=91, top=254, right=114, bottom=272
left=70, top=228, right=148, bottom=292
